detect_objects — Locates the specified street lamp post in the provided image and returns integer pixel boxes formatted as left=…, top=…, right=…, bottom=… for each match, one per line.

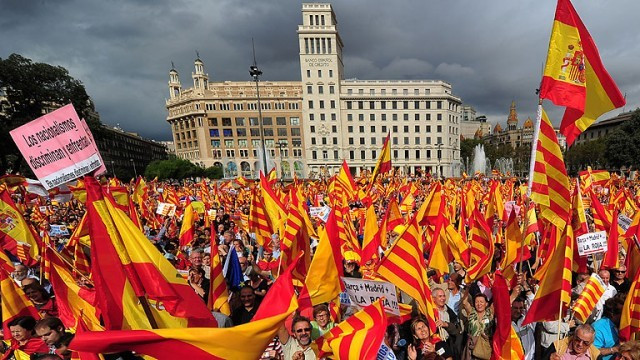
left=130, top=159, right=137, bottom=178
left=250, top=59, right=268, bottom=176
left=436, top=143, right=443, bottom=179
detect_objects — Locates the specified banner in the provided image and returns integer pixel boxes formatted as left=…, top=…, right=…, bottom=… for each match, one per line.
left=80, top=118, right=107, bottom=176
left=49, top=225, right=70, bottom=237
left=576, top=231, right=607, bottom=256
left=340, top=277, right=399, bottom=315
left=10, top=104, right=103, bottom=189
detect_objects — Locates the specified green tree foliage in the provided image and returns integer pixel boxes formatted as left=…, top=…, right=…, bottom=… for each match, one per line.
left=460, top=138, right=484, bottom=163
left=604, top=129, right=637, bottom=170
left=565, top=138, right=606, bottom=175
left=144, top=158, right=224, bottom=180
left=0, top=54, right=101, bottom=174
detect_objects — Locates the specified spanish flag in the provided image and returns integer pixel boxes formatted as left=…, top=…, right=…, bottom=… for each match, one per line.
left=207, top=225, right=230, bottom=316
left=320, top=298, right=387, bottom=360
left=0, top=189, right=40, bottom=265
left=369, top=132, right=392, bottom=184
left=45, top=247, right=103, bottom=332
left=539, top=0, right=625, bottom=145
left=178, top=197, right=195, bottom=247
left=85, top=177, right=216, bottom=330
left=70, top=253, right=299, bottom=359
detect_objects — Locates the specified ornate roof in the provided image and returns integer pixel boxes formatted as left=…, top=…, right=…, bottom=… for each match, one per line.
left=474, top=128, right=483, bottom=138
left=523, top=117, right=534, bottom=128
left=493, top=123, right=503, bottom=133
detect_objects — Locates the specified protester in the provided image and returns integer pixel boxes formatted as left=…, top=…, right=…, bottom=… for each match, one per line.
left=408, top=317, right=451, bottom=360
left=593, top=296, right=625, bottom=360
left=277, top=316, right=317, bottom=360
left=550, top=324, right=600, bottom=359
left=231, top=285, right=259, bottom=325
left=0, top=316, right=50, bottom=359
left=309, top=304, right=335, bottom=340
left=34, top=317, right=75, bottom=359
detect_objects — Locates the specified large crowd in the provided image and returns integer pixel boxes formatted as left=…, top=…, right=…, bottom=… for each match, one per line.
left=0, top=171, right=640, bottom=360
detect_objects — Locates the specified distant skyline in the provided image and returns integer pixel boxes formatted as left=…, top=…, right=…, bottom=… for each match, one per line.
left=1, top=0, right=637, bottom=140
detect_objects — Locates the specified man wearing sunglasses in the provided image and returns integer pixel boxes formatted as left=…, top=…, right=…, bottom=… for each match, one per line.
left=550, top=324, right=600, bottom=360
left=277, top=316, right=317, bottom=360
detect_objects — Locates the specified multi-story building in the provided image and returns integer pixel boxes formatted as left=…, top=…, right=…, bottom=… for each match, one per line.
left=166, top=3, right=463, bottom=178
left=571, top=110, right=634, bottom=147
left=460, top=105, right=492, bottom=140
left=96, top=125, right=168, bottom=180
left=166, top=61, right=305, bottom=178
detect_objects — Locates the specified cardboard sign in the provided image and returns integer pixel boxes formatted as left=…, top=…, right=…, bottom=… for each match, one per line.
left=10, top=104, right=103, bottom=189
left=577, top=231, right=608, bottom=256
left=156, top=202, right=177, bottom=217
left=340, top=277, right=399, bottom=315
left=309, top=205, right=331, bottom=223
left=49, top=224, right=69, bottom=237
left=618, top=214, right=632, bottom=233
left=80, top=118, right=107, bottom=176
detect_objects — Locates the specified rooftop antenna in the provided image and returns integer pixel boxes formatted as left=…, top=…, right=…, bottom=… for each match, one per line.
left=171, top=61, right=175, bottom=70
left=251, top=38, right=258, bottom=68
left=195, top=50, right=200, bottom=60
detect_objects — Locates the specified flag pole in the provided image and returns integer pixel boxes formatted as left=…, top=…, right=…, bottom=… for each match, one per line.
left=557, top=297, right=564, bottom=345
left=46, top=244, right=94, bottom=286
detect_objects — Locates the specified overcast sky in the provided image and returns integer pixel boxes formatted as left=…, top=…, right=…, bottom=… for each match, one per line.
left=1, top=0, right=638, bottom=141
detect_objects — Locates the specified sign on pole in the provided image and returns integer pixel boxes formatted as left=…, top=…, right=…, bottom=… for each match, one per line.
left=10, top=104, right=104, bottom=189
left=156, top=202, right=177, bottom=217
left=576, top=231, right=608, bottom=256
left=340, top=277, right=399, bottom=315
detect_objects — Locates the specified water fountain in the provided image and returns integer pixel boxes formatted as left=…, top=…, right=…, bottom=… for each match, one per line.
left=472, top=144, right=487, bottom=175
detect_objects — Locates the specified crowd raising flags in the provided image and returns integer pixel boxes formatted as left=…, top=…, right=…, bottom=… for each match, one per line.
left=0, top=0, right=635, bottom=359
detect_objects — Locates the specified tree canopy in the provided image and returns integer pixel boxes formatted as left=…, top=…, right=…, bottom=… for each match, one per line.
left=0, top=53, right=102, bottom=174
left=144, top=157, right=223, bottom=180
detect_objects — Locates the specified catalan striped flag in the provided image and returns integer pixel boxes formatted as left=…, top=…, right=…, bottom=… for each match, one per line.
left=416, top=182, right=443, bottom=226
left=248, top=188, right=274, bottom=248
left=530, top=107, right=571, bottom=228
left=539, top=0, right=625, bottom=145
left=621, top=263, right=640, bottom=341
left=376, top=215, right=438, bottom=333
left=588, top=190, right=612, bottom=232
left=207, top=225, right=230, bottom=316
left=501, top=208, right=529, bottom=283
left=70, top=255, right=300, bottom=359
left=320, top=298, right=387, bottom=360
left=601, top=209, right=621, bottom=270
left=369, top=132, right=392, bottom=185
left=573, top=273, right=606, bottom=323
left=485, top=180, right=505, bottom=229
left=259, top=171, right=287, bottom=237
left=523, top=223, right=574, bottom=325
left=279, top=188, right=312, bottom=282
left=579, top=168, right=611, bottom=192
left=360, top=204, right=380, bottom=266
left=466, top=210, right=495, bottom=283
left=492, top=272, right=525, bottom=360
left=178, top=198, right=195, bottom=247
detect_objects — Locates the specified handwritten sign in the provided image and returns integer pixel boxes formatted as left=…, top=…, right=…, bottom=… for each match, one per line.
left=340, top=277, right=399, bottom=315
left=309, top=205, right=331, bottom=223
left=156, top=202, right=177, bottom=217
left=577, top=231, right=608, bottom=256
left=10, top=104, right=103, bottom=189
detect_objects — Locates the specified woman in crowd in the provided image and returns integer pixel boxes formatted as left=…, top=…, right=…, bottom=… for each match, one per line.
left=407, top=317, right=452, bottom=360
left=0, top=316, right=49, bottom=359
left=461, top=293, right=494, bottom=360
left=23, top=283, right=58, bottom=318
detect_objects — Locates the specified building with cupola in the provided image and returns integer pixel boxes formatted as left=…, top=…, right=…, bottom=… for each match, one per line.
left=166, top=3, right=465, bottom=178
left=483, top=101, right=566, bottom=150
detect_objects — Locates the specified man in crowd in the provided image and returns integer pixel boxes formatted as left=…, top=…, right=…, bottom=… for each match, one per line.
left=231, top=285, right=258, bottom=325
left=550, top=324, right=600, bottom=360
left=277, top=316, right=317, bottom=360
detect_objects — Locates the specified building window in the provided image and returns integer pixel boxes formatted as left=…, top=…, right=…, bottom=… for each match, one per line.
left=371, top=137, right=377, bottom=145
left=347, top=114, right=353, bottom=121
left=308, top=100, right=314, bottom=109
left=318, top=85, right=324, bottom=94
left=223, top=129, right=233, bottom=137
left=222, top=118, right=232, bottom=126
left=437, top=101, right=442, bottom=109
left=330, top=100, right=336, bottom=109
left=224, top=139, right=234, bottom=147
left=348, top=126, right=353, bottom=133
left=437, top=125, right=442, bottom=132
left=329, top=70, right=333, bottom=77
left=290, top=117, right=300, bottom=126
left=332, top=125, right=337, bottom=132
left=349, top=151, right=354, bottom=160
left=291, top=128, right=301, bottom=136
left=312, top=151, right=317, bottom=160
left=361, top=150, right=366, bottom=159
left=347, top=101, right=352, bottom=109
left=263, top=117, right=273, bottom=125
left=333, top=138, right=337, bottom=145
left=278, top=128, right=287, bottom=136
left=329, top=85, right=335, bottom=94
left=236, top=129, right=246, bottom=137
left=437, top=114, right=442, bottom=121
left=307, top=69, right=311, bottom=78
left=276, top=117, right=287, bottom=126
left=209, top=129, right=220, bottom=137
left=360, top=138, right=365, bottom=145
left=311, top=138, right=316, bottom=145
left=319, top=100, right=324, bottom=109
left=323, top=151, right=328, bottom=159
left=250, top=129, right=260, bottom=136
left=310, top=126, right=315, bottom=133
left=359, top=114, right=364, bottom=121
left=264, top=129, right=274, bottom=136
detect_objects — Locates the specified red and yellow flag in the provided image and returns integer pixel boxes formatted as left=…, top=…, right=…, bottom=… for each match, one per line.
left=572, top=273, right=605, bottom=323
left=466, top=210, right=495, bottom=283
left=376, top=216, right=438, bottom=333
left=320, top=298, right=387, bottom=360
left=85, top=177, right=215, bottom=330
left=70, top=254, right=299, bottom=359
left=369, top=133, right=392, bottom=184
left=530, top=108, right=571, bottom=228
left=621, top=263, right=640, bottom=341
left=178, top=198, right=195, bottom=247
left=523, top=223, right=573, bottom=325
left=45, top=247, right=103, bottom=332
left=0, top=266, right=41, bottom=338
left=539, top=0, right=625, bottom=145
left=0, top=190, right=40, bottom=265
left=491, top=272, right=525, bottom=360
left=207, top=225, right=230, bottom=316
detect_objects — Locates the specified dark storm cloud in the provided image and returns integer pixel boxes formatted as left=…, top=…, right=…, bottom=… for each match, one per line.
left=1, top=0, right=638, bottom=140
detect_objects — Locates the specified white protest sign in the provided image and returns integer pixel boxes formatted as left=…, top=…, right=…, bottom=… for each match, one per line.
left=156, top=202, right=177, bottom=217
left=309, top=205, right=331, bottom=223
left=577, top=231, right=608, bottom=256
left=618, top=214, right=632, bottom=233
left=340, top=277, right=399, bottom=315
left=49, top=225, right=70, bottom=237
left=504, top=201, right=521, bottom=217
left=10, top=104, right=103, bottom=189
